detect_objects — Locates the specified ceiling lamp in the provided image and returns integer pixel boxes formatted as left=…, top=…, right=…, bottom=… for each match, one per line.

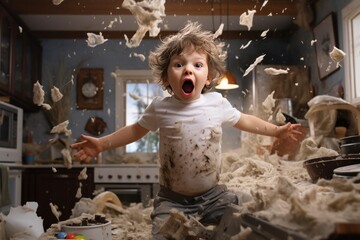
left=213, top=1, right=239, bottom=91
left=215, top=71, right=239, bottom=90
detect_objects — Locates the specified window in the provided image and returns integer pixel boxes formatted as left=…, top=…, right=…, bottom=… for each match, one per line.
left=114, top=69, right=167, bottom=156
left=343, top=0, right=360, bottom=104
left=125, top=80, right=164, bottom=152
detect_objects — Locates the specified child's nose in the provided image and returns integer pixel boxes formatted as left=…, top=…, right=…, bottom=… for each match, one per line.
left=184, top=65, right=193, bottom=75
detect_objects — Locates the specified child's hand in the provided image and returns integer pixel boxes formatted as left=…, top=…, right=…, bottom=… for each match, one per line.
left=276, top=123, right=303, bottom=142
left=70, top=134, right=102, bottom=163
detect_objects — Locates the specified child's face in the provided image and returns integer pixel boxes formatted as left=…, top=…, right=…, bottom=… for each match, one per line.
left=166, top=46, right=210, bottom=102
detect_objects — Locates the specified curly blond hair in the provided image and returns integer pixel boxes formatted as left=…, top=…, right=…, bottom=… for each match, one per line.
left=148, top=21, right=227, bottom=93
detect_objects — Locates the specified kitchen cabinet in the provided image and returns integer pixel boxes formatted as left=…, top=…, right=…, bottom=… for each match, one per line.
left=0, top=10, right=12, bottom=94
left=12, top=29, right=42, bottom=107
left=22, top=167, right=94, bottom=230
left=0, top=4, right=42, bottom=111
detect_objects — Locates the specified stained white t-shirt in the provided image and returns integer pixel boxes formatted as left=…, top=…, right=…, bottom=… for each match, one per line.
left=138, top=92, right=241, bottom=196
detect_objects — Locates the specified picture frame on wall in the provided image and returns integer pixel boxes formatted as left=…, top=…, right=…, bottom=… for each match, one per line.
left=313, top=13, right=339, bottom=80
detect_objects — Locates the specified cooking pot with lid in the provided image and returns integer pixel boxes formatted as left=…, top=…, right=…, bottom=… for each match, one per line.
left=340, top=135, right=360, bottom=145
left=339, top=135, right=360, bottom=155
left=303, top=154, right=360, bottom=182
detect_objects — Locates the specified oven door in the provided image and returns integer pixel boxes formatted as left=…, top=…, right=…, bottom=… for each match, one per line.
left=95, top=183, right=153, bottom=207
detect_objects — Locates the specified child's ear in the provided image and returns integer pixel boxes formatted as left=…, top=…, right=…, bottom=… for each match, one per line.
left=163, top=78, right=170, bottom=87
left=205, top=78, right=211, bottom=86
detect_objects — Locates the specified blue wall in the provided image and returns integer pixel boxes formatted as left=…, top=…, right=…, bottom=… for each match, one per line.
left=27, top=38, right=157, bottom=144
left=26, top=35, right=290, bottom=150
left=288, top=0, right=352, bottom=96
left=26, top=0, right=353, bottom=152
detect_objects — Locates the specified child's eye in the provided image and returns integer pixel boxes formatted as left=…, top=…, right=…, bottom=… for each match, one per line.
left=195, top=62, right=203, bottom=68
left=175, top=63, right=183, bottom=68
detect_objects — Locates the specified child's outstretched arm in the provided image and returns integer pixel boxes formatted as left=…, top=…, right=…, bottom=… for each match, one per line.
left=70, top=123, right=149, bottom=163
left=234, top=113, right=303, bottom=141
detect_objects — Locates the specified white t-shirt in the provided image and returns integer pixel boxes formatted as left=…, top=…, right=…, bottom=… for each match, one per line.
left=138, top=92, right=241, bottom=196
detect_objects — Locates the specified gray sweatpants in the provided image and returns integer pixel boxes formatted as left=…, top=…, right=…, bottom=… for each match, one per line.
left=150, top=184, right=238, bottom=239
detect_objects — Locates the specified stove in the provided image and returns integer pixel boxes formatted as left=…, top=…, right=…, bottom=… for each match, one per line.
left=94, top=164, right=159, bottom=183
left=94, top=164, right=160, bottom=207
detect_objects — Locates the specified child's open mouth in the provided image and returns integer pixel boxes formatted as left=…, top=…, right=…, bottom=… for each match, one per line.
left=182, top=80, right=194, bottom=94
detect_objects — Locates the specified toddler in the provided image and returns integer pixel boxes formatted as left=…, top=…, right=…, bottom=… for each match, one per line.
left=71, top=21, right=302, bottom=239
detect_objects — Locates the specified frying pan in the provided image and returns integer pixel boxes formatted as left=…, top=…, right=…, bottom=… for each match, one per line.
left=303, top=154, right=360, bottom=182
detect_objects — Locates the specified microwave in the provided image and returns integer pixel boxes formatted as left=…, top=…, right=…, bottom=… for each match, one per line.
left=0, top=101, right=23, bottom=163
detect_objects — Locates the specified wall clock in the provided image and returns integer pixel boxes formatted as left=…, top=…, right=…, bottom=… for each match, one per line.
left=76, top=68, right=104, bottom=109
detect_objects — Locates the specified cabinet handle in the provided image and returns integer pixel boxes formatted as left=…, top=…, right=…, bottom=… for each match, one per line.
left=54, top=174, right=70, bottom=178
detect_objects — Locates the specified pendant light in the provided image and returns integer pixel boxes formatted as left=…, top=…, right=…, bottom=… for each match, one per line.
left=215, top=71, right=239, bottom=90
left=214, top=0, right=239, bottom=91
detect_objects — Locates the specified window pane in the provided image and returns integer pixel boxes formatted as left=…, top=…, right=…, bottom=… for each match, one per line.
left=125, top=80, right=164, bottom=153
left=352, top=13, right=360, bottom=99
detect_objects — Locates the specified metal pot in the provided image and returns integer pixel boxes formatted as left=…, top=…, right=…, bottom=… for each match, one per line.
left=339, top=135, right=360, bottom=155
left=341, top=143, right=360, bottom=155
left=340, top=135, right=360, bottom=145
left=303, top=154, right=360, bottom=182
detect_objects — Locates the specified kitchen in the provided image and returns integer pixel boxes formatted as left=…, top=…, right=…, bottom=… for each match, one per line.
left=1, top=0, right=360, bottom=239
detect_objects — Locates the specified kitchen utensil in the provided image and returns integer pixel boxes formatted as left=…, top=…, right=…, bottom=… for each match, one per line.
left=213, top=204, right=307, bottom=240
left=335, top=126, right=347, bottom=139
left=303, top=154, right=360, bottom=182
left=340, top=135, right=360, bottom=145
left=333, top=163, right=360, bottom=177
left=62, top=219, right=111, bottom=240
left=333, top=163, right=360, bottom=183
left=281, top=112, right=309, bottom=126
left=340, top=142, right=360, bottom=154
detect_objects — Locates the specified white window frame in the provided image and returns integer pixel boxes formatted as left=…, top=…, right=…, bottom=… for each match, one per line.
left=114, top=69, right=153, bottom=156
left=342, top=0, right=360, bottom=105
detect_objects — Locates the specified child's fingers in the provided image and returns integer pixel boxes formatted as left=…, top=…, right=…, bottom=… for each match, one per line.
left=290, top=135, right=299, bottom=141
left=292, top=130, right=303, bottom=135
left=70, top=140, right=88, bottom=149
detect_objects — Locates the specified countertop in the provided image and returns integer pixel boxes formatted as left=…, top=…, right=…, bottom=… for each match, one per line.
left=3, top=162, right=160, bottom=170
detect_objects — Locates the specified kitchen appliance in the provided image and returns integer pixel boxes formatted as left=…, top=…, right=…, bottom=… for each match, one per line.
left=94, top=164, right=159, bottom=207
left=0, top=101, right=23, bottom=163
left=0, top=101, right=23, bottom=214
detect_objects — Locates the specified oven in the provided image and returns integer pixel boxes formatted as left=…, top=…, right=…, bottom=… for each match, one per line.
left=94, top=164, right=160, bottom=207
